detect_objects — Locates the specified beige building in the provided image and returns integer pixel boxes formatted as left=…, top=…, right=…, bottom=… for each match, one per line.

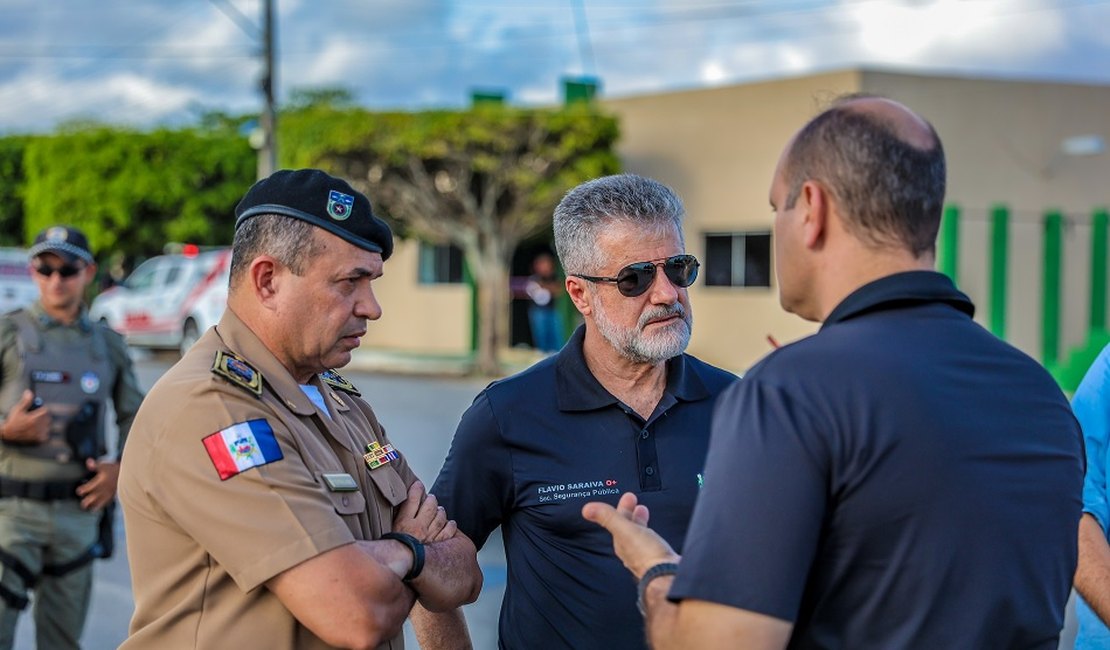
left=365, top=68, right=1110, bottom=374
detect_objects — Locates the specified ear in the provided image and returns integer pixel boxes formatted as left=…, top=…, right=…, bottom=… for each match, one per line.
left=799, top=180, right=830, bottom=250
left=249, top=256, right=282, bottom=309
left=80, top=262, right=98, bottom=288
left=565, top=277, right=593, bottom=317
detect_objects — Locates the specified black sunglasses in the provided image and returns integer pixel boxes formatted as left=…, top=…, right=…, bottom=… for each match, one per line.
left=33, top=263, right=83, bottom=279
left=573, top=254, right=699, bottom=297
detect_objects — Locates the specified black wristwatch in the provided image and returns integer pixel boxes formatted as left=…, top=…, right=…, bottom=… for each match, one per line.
left=381, top=532, right=425, bottom=582
left=637, top=562, right=679, bottom=615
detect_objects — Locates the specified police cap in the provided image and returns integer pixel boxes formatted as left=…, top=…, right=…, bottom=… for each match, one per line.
left=28, top=226, right=95, bottom=265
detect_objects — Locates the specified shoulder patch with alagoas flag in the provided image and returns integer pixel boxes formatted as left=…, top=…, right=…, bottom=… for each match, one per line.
left=203, top=419, right=283, bottom=480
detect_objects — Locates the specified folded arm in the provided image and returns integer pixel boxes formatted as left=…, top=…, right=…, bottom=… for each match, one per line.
left=391, top=480, right=483, bottom=611
left=267, top=541, right=416, bottom=650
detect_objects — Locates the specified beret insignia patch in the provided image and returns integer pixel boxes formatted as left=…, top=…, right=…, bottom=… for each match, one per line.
left=327, top=190, right=354, bottom=221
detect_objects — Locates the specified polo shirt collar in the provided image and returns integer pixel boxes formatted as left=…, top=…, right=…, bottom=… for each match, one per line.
left=29, top=301, right=93, bottom=333
left=822, top=270, right=974, bottom=330
left=555, top=325, right=711, bottom=412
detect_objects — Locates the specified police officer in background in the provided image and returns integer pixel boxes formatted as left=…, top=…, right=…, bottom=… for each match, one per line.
left=0, top=226, right=144, bottom=650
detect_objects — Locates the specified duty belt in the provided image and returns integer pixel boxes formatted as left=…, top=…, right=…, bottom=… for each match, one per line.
left=0, top=477, right=83, bottom=501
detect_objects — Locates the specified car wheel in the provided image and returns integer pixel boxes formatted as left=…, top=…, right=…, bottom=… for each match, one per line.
left=180, top=319, right=200, bottom=357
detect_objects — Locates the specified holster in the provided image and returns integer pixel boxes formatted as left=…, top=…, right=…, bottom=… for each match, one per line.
left=91, top=499, right=115, bottom=559
left=64, top=401, right=101, bottom=465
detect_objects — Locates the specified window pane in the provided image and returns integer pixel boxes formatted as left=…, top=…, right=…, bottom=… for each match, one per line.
left=418, top=242, right=465, bottom=284
left=731, top=236, right=746, bottom=286
left=744, top=234, right=772, bottom=287
left=418, top=243, right=436, bottom=284
left=704, top=235, right=733, bottom=286
left=163, top=263, right=182, bottom=287
left=447, top=246, right=464, bottom=283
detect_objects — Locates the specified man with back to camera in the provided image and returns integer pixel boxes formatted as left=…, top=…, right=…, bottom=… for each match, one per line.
left=0, top=226, right=144, bottom=649
left=118, top=169, right=482, bottom=650
left=412, top=174, right=737, bottom=649
left=583, top=96, right=1084, bottom=649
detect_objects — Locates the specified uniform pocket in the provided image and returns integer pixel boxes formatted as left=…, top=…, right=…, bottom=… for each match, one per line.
left=366, top=467, right=407, bottom=507
left=314, top=471, right=367, bottom=515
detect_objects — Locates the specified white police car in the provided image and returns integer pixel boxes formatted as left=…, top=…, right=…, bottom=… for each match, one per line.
left=90, top=247, right=230, bottom=356
left=0, top=248, right=38, bottom=314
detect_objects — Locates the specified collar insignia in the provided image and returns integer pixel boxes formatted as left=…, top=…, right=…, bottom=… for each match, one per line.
left=321, top=369, right=360, bottom=396
left=212, top=350, right=263, bottom=397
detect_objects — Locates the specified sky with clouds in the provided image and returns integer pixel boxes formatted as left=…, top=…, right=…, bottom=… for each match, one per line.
left=1, top=0, right=1108, bottom=133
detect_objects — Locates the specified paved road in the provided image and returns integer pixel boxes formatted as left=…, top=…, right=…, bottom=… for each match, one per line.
left=15, top=353, right=506, bottom=650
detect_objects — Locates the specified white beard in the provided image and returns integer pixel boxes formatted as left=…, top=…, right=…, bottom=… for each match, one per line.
left=593, top=299, right=693, bottom=365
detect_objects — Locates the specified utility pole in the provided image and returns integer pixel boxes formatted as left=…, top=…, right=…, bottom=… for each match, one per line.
left=258, top=0, right=277, bottom=179
left=208, top=0, right=278, bottom=179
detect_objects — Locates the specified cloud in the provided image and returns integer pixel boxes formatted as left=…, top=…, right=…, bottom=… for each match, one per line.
left=0, top=69, right=196, bottom=129
left=844, top=0, right=1067, bottom=66
left=1, top=0, right=1109, bottom=132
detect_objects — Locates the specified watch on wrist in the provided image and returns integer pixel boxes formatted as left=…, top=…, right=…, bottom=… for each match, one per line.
left=381, top=532, right=425, bottom=582
left=637, top=562, right=679, bottom=616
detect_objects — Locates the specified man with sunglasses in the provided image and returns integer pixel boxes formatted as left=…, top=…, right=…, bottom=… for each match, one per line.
left=416, top=174, right=736, bottom=649
left=584, top=97, right=1083, bottom=648
left=0, top=225, right=144, bottom=649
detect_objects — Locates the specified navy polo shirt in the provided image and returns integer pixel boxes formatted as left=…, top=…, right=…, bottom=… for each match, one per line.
left=670, top=271, right=1084, bottom=649
left=432, top=326, right=736, bottom=650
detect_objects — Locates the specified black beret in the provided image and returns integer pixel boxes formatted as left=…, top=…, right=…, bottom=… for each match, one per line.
left=235, top=169, right=393, bottom=260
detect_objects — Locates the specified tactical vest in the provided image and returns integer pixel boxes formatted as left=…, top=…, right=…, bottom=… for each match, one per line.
left=3, top=311, right=111, bottom=464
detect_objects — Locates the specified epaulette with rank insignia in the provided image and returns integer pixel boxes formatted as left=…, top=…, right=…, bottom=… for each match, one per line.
left=212, top=350, right=263, bottom=397
left=321, top=369, right=360, bottom=396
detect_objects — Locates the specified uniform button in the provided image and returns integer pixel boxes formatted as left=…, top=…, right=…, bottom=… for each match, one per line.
left=645, top=466, right=655, bottom=476
left=640, top=430, right=649, bottom=439
left=342, top=496, right=350, bottom=507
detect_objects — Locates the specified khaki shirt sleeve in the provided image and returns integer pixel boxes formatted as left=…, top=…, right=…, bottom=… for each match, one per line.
left=141, top=382, right=357, bottom=592
left=102, top=326, right=144, bottom=454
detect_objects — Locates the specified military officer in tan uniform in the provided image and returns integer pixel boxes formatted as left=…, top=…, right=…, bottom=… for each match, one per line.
left=0, top=225, right=144, bottom=650
left=119, top=169, right=482, bottom=650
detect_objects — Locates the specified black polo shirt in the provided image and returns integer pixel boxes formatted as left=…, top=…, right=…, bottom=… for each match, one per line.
left=432, top=326, right=736, bottom=650
left=670, top=271, right=1084, bottom=649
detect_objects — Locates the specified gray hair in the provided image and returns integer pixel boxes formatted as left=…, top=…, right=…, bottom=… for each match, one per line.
left=783, top=95, right=946, bottom=256
left=553, top=174, right=685, bottom=275
left=230, top=214, right=326, bottom=287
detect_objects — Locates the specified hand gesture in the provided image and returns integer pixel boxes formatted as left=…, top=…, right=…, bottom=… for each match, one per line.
left=1, top=390, right=50, bottom=444
left=582, top=492, right=680, bottom=579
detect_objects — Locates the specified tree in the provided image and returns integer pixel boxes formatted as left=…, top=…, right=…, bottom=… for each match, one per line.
left=0, top=136, right=31, bottom=247
left=20, top=126, right=254, bottom=260
left=282, top=103, right=620, bottom=374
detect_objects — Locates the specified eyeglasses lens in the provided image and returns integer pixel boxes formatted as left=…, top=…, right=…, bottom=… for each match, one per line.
left=615, top=255, right=699, bottom=297
left=665, top=255, right=699, bottom=288
left=34, top=264, right=81, bottom=279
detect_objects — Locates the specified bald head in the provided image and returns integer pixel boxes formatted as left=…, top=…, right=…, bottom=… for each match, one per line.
left=781, top=94, right=946, bottom=256
left=837, top=96, right=936, bottom=149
